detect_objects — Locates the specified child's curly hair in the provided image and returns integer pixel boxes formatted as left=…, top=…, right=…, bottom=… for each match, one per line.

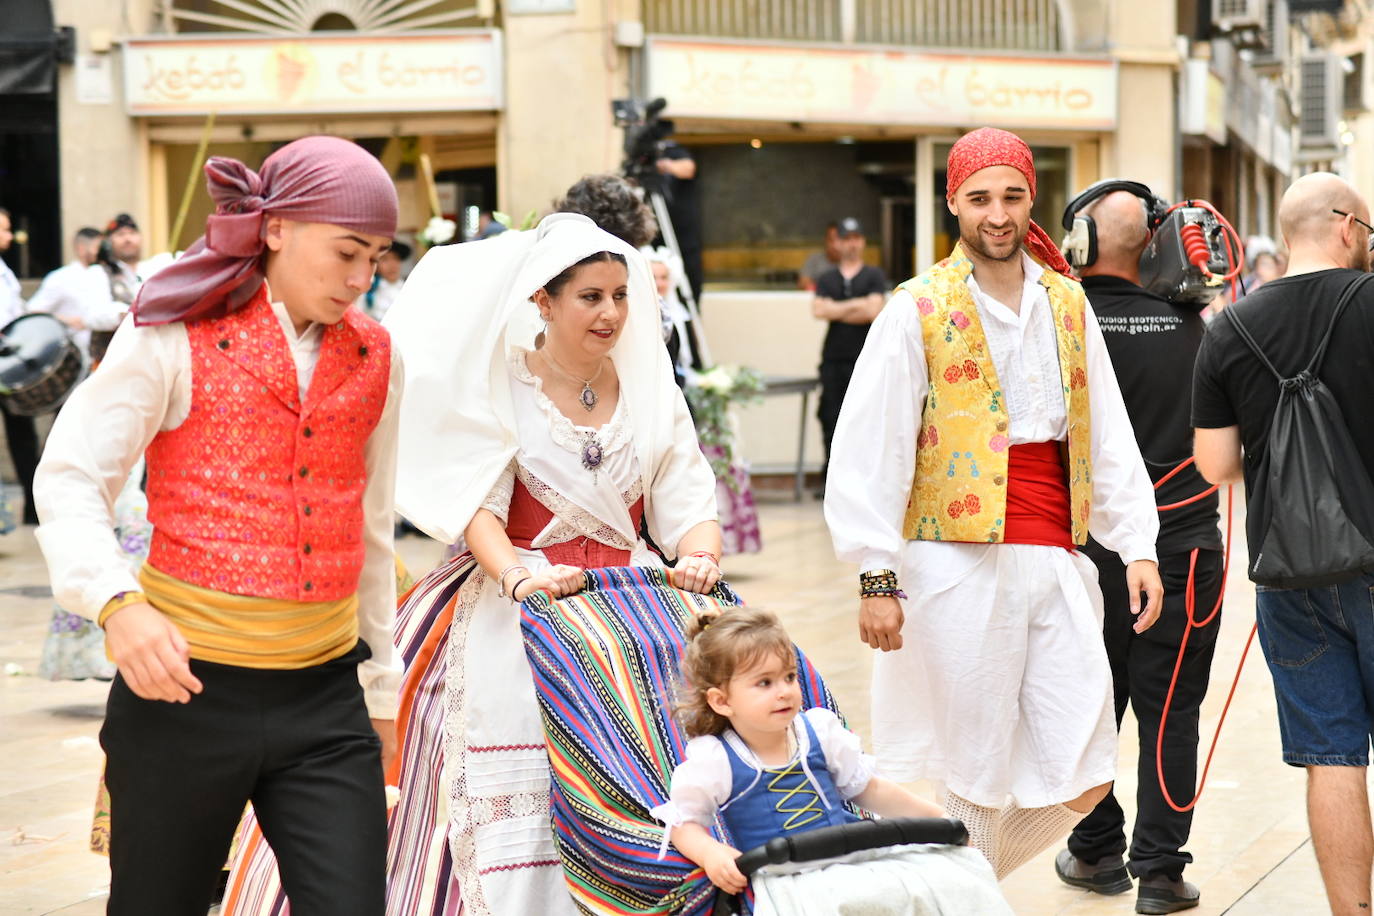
left=677, top=607, right=795, bottom=738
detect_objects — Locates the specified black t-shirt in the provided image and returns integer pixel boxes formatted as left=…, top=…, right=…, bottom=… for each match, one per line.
left=817, top=264, right=890, bottom=363
left=1082, top=276, right=1220, bottom=555
left=659, top=142, right=701, bottom=251
left=1192, top=268, right=1374, bottom=559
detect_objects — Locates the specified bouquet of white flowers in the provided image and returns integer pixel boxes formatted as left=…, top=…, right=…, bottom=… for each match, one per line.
left=686, top=365, right=764, bottom=488
left=419, top=216, right=457, bottom=247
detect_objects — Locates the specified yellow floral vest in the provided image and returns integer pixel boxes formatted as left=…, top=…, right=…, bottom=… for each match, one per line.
left=899, top=243, right=1094, bottom=545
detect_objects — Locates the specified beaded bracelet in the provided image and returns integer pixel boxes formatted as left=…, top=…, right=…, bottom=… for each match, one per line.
left=859, top=569, right=907, bottom=600
left=686, top=550, right=720, bottom=568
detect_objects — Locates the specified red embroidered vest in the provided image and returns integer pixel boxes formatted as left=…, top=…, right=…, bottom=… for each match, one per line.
left=145, top=286, right=392, bottom=601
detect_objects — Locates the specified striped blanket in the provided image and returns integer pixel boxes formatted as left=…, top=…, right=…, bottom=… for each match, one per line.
left=520, top=566, right=844, bottom=916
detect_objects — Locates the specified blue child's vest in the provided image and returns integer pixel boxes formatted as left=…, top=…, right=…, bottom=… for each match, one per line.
left=717, top=713, right=860, bottom=853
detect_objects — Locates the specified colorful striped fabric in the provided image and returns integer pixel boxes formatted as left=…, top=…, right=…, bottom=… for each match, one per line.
left=222, top=554, right=478, bottom=916
left=520, top=566, right=843, bottom=916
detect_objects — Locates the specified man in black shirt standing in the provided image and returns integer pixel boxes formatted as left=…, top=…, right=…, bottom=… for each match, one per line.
left=1054, top=189, right=1222, bottom=914
left=655, top=139, right=703, bottom=307
left=1193, top=173, right=1374, bottom=916
left=812, top=217, right=888, bottom=487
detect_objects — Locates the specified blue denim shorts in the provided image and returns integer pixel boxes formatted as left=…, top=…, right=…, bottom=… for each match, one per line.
left=1255, top=574, right=1374, bottom=767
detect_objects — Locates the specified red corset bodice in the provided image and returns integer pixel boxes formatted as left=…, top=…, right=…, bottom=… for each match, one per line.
left=504, top=477, right=644, bottom=568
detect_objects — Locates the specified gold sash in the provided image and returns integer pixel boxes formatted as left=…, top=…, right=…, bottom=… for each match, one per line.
left=139, top=563, right=359, bottom=669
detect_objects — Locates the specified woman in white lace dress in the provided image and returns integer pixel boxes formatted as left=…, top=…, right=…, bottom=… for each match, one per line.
left=387, top=215, right=722, bottom=916
left=224, top=214, right=722, bottom=916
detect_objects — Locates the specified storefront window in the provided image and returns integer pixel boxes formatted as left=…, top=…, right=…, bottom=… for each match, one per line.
left=695, top=138, right=915, bottom=289
left=931, top=143, right=1070, bottom=265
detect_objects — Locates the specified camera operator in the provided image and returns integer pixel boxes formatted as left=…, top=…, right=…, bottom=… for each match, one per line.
left=654, top=136, right=703, bottom=308
left=1053, top=186, right=1223, bottom=914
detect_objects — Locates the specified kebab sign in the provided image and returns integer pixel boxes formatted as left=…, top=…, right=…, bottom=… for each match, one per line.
left=123, top=31, right=503, bottom=115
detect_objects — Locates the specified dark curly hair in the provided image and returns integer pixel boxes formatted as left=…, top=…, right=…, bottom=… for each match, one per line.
left=554, top=174, right=658, bottom=249
left=677, top=607, right=795, bottom=738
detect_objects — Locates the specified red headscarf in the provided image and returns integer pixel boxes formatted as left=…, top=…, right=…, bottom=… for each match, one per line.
left=946, top=127, right=1074, bottom=277
left=134, top=136, right=399, bottom=326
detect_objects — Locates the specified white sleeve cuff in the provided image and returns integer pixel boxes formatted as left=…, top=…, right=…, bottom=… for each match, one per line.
left=1116, top=541, right=1159, bottom=567
left=359, top=660, right=401, bottom=720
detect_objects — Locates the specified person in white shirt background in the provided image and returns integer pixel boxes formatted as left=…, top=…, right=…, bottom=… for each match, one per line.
left=25, top=226, right=107, bottom=355
left=362, top=239, right=410, bottom=321
left=86, top=213, right=146, bottom=364
left=0, top=205, right=41, bottom=525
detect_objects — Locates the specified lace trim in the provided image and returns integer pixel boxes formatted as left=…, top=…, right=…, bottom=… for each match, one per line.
left=443, top=569, right=555, bottom=916
left=479, top=461, right=516, bottom=524
left=514, top=464, right=642, bottom=552
left=509, top=348, right=633, bottom=458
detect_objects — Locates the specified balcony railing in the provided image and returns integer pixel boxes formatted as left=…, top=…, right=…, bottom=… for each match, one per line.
left=644, top=0, right=1065, bottom=52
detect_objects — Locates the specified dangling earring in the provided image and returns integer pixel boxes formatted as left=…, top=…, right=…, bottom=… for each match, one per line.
left=535, top=313, right=549, bottom=349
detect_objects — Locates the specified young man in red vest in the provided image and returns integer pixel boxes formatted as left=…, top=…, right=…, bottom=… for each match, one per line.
left=34, top=136, right=403, bottom=916
left=824, top=128, right=1163, bottom=881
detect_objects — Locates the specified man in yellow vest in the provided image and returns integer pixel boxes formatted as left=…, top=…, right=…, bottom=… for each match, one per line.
left=824, top=127, right=1163, bottom=881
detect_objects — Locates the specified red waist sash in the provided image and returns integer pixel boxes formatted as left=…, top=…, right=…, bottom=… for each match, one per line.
left=505, top=478, right=643, bottom=568
left=1003, top=441, right=1073, bottom=550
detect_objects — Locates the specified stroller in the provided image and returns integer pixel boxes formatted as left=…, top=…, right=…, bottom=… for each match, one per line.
left=521, top=566, right=1009, bottom=915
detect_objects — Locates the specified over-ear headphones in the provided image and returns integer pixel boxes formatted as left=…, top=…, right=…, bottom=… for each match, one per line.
left=1060, top=179, right=1169, bottom=269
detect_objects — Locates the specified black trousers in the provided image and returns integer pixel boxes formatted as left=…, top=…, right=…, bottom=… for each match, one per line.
left=1, top=404, right=39, bottom=524
left=818, top=358, right=857, bottom=482
left=100, top=641, right=386, bottom=916
left=1068, top=547, right=1225, bottom=879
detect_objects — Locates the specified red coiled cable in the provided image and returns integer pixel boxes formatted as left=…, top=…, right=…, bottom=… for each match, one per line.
left=1151, top=458, right=1259, bottom=813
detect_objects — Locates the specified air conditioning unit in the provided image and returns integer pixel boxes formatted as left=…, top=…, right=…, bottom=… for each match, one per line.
left=1299, top=54, right=1343, bottom=149
left=1214, top=0, right=1269, bottom=50
left=1250, top=0, right=1289, bottom=74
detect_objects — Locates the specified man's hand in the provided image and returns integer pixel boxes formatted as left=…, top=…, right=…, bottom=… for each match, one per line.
left=371, top=718, right=398, bottom=774
left=104, top=603, right=203, bottom=703
left=859, top=595, right=905, bottom=652
left=1126, top=560, right=1164, bottom=633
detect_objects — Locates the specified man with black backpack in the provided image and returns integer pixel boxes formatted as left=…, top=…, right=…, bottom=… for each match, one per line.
left=1193, top=172, right=1374, bottom=916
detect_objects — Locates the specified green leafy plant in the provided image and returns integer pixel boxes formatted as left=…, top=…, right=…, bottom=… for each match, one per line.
left=686, top=365, right=764, bottom=489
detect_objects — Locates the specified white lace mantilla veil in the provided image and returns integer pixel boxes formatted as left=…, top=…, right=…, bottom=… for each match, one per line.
left=384, top=212, right=694, bottom=552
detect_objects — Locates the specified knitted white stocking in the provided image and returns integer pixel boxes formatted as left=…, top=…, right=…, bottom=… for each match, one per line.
left=994, top=803, right=1085, bottom=879
left=942, top=791, right=1004, bottom=872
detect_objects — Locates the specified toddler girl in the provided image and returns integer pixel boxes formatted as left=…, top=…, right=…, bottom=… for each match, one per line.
left=652, top=607, right=945, bottom=894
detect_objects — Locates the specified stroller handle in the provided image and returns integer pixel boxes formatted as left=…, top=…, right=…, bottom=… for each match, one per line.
left=710, top=818, right=970, bottom=916
left=734, top=816, right=969, bottom=877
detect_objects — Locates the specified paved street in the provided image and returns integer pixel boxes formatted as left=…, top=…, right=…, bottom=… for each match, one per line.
left=0, top=495, right=1340, bottom=914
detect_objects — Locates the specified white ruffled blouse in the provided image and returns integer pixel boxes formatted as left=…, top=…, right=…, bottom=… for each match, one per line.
left=480, top=349, right=644, bottom=550
left=650, top=708, right=877, bottom=834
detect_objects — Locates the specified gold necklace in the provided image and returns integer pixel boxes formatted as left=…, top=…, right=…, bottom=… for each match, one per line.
left=541, top=348, right=607, bottom=412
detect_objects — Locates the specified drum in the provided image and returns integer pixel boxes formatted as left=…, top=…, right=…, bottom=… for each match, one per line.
left=0, top=313, right=88, bottom=416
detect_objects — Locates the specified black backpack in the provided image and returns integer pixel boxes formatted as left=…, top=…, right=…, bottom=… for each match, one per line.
left=1225, top=273, right=1374, bottom=588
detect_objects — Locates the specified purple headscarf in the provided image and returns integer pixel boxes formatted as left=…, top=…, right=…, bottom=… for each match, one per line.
left=133, top=135, right=399, bottom=326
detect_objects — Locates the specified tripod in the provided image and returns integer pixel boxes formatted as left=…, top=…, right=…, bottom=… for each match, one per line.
left=645, top=188, right=712, bottom=368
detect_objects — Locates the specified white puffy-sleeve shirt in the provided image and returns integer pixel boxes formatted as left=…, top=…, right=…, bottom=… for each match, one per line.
left=650, top=708, right=877, bottom=834
left=824, top=255, right=1158, bottom=575
left=33, top=303, right=404, bottom=719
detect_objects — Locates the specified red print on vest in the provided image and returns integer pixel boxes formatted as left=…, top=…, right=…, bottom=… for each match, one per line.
left=145, top=286, right=391, bottom=600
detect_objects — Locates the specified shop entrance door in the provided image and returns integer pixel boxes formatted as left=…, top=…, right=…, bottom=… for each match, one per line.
left=880, top=195, right=915, bottom=282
